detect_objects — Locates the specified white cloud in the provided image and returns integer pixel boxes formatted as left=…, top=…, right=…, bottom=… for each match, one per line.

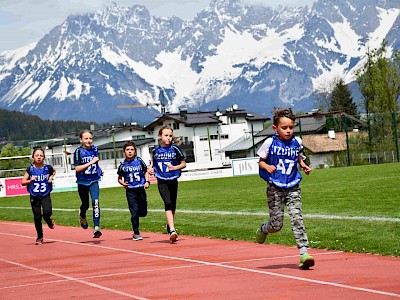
left=0, top=0, right=316, bottom=52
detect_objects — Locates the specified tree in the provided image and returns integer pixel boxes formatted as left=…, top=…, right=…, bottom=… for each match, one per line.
left=313, top=76, right=342, bottom=112
left=0, top=143, right=31, bottom=178
left=356, top=40, right=400, bottom=114
left=329, top=78, right=357, bottom=115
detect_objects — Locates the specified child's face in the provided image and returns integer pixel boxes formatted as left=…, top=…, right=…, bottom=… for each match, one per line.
left=33, top=150, right=45, bottom=164
left=159, top=128, right=173, bottom=146
left=124, top=145, right=136, bottom=159
left=273, top=117, right=295, bottom=140
left=80, top=132, right=93, bottom=148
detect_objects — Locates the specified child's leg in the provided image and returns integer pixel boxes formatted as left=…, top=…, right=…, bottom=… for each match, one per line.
left=285, top=185, right=309, bottom=252
left=88, top=182, right=100, bottom=228
left=264, top=184, right=285, bottom=233
left=78, top=184, right=90, bottom=219
left=158, top=180, right=175, bottom=230
left=126, top=189, right=140, bottom=235
left=41, top=195, right=54, bottom=228
left=30, top=197, right=43, bottom=238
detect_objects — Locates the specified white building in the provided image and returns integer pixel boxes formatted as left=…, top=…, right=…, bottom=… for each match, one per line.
left=35, top=106, right=269, bottom=173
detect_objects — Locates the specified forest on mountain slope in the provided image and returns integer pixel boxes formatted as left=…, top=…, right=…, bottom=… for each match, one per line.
left=0, top=109, right=104, bottom=146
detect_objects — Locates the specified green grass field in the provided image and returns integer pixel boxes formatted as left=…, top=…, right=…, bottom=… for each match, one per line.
left=1, top=163, right=399, bottom=256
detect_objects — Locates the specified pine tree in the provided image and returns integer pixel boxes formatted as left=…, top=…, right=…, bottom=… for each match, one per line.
left=329, top=78, right=357, bottom=115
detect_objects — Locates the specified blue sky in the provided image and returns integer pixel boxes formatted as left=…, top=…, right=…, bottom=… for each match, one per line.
left=0, top=0, right=317, bottom=52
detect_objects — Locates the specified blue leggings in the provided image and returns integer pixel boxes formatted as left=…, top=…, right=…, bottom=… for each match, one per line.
left=78, top=182, right=100, bottom=227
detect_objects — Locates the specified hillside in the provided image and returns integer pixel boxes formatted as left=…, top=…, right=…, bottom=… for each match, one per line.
left=0, top=109, right=104, bottom=146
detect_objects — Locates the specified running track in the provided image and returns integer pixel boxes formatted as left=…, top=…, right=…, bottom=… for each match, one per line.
left=0, top=221, right=399, bottom=299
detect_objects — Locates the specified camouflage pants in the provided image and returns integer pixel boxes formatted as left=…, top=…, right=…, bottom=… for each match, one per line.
left=265, top=183, right=309, bottom=249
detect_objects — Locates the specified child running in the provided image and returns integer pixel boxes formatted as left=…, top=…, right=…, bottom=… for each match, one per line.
left=74, top=130, right=103, bottom=238
left=21, top=148, right=56, bottom=245
left=255, top=108, right=315, bottom=270
left=117, top=140, right=150, bottom=241
left=149, top=125, right=186, bottom=243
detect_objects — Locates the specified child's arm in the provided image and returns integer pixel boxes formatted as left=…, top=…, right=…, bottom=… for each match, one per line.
left=118, top=175, right=129, bottom=189
left=259, top=157, right=276, bottom=174
left=48, top=169, right=56, bottom=183
left=144, top=170, right=150, bottom=189
left=298, top=156, right=311, bottom=175
left=21, top=171, right=34, bottom=186
left=148, top=161, right=154, bottom=175
left=166, top=160, right=186, bottom=171
left=75, top=156, right=99, bottom=173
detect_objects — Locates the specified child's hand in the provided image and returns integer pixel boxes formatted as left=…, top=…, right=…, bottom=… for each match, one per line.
left=303, top=166, right=312, bottom=175
left=144, top=181, right=150, bottom=189
left=166, top=162, right=174, bottom=170
left=122, top=182, right=129, bottom=189
left=30, top=176, right=37, bottom=182
left=265, top=165, right=276, bottom=174
left=91, top=157, right=99, bottom=164
left=148, top=167, right=154, bottom=175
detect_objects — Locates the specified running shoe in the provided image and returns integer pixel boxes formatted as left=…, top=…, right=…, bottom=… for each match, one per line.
left=35, top=237, right=43, bottom=245
left=132, top=234, right=143, bottom=241
left=256, top=225, right=267, bottom=244
left=299, top=253, right=315, bottom=270
left=80, top=215, right=88, bottom=229
left=48, top=218, right=55, bottom=229
left=93, top=226, right=102, bottom=238
left=169, top=230, right=178, bottom=243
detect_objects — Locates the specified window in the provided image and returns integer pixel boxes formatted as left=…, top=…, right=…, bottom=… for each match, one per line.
left=200, top=136, right=208, bottom=141
left=173, top=123, right=180, bottom=130
left=132, top=135, right=145, bottom=140
left=220, top=134, right=229, bottom=139
left=210, top=135, right=218, bottom=140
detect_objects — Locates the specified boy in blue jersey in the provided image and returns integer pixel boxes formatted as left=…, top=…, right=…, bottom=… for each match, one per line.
left=149, top=125, right=186, bottom=243
left=117, top=140, right=150, bottom=241
left=74, top=130, right=103, bottom=238
left=22, top=148, right=56, bottom=245
left=256, top=108, right=315, bottom=270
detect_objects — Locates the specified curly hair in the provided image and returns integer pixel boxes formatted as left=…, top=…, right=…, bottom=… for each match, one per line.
left=273, top=108, right=295, bottom=126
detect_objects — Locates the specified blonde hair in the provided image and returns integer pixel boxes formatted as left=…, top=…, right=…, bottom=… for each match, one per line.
left=158, top=125, right=182, bottom=146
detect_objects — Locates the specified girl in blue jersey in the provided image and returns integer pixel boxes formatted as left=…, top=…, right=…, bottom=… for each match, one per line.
left=21, top=148, right=56, bottom=245
left=74, top=130, right=103, bottom=238
left=149, top=125, right=186, bottom=243
left=117, top=140, right=150, bottom=241
left=255, top=108, right=315, bottom=270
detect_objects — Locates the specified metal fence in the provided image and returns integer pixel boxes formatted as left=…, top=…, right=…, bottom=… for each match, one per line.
left=297, top=111, right=400, bottom=167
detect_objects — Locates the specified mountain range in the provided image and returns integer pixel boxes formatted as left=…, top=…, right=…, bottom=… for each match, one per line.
left=0, top=0, right=399, bottom=124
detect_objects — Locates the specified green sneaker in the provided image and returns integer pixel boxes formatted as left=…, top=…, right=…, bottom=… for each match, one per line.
left=299, top=253, right=315, bottom=270
left=256, top=227, right=267, bottom=244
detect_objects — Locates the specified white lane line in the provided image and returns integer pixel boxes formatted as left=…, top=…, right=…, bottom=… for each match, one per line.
left=0, top=258, right=149, bottom=300
left=1, top=207, right=400, bottom=222
left=1, top=232, right=399, bottom=298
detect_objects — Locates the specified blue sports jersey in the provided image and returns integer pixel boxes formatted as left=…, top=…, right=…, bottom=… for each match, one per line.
left=74, top=145, right=103, bottom=184
left=257, top=134, right=303, bottom=188
left=26, top=164, right=54, bottom=197
left=152, top=144, right=185, bottom=180
left=117, top=157, right=147, bottom=188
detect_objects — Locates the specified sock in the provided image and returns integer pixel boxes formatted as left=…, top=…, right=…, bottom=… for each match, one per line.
left=261, top=223, right=268, bottom=234
left=299, top=246, right=308, bottom=255
left=170, top=227, right=176, bottom=233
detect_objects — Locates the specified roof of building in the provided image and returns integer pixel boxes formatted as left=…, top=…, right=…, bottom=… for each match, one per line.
left=97, top=138, right=155, bottom=150
left=222, top=135, right=266, bottom=152
left=302, top=131, right=366, bottom=153
left=256, top=112, right=326, bottom=137
left=145, top=108, right=269, bottom=130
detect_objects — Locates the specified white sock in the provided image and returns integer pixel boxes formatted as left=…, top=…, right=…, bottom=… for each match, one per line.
left=299, top=246, right=308, bottom=255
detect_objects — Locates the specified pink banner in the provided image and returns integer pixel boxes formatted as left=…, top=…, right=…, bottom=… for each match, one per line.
left=5, top=178, right=28, bottom=196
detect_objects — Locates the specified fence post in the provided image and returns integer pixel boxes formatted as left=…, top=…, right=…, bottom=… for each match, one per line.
left=298, top=119, right=302, bottom=138
left=393, top=112, right=400, bottom=162
left=344, top=115, right=351, bottom=166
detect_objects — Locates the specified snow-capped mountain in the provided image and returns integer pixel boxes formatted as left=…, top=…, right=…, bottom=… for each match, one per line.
left=0, top=0, right=399, bottom=123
